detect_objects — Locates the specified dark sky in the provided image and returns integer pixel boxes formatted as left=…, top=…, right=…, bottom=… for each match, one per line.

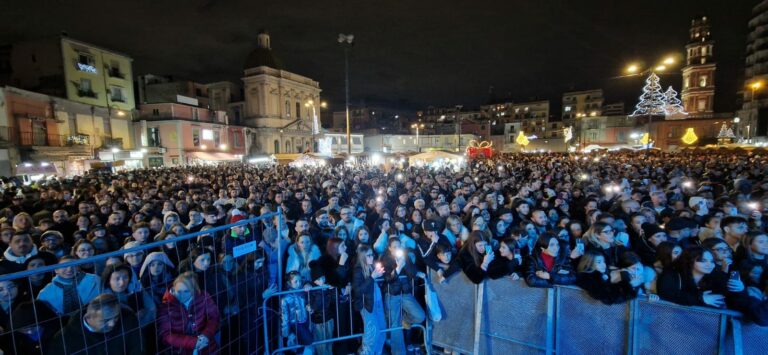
left=0, top=0, right=758, bottom=113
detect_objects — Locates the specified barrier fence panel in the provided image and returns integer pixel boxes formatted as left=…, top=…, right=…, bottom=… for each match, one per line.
left=0, top=212, right=278, bottom=355
left=632, top=300, right=731, bottom=355
left=429, top=270, right=478, bottom=354
left=554, top=286, right=631, bottom=355
left=738, top=321, right=768, bottom=355
left=480, top=278, right=553, bottom=355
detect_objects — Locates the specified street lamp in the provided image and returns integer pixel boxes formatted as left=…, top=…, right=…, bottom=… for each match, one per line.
left=750, top=81, right=763, bottom=102
left=623, top=55, right=680, bottom=150
left=411, top=123, right=424, bottom=152
left=338, top=33, right=354, bottom=154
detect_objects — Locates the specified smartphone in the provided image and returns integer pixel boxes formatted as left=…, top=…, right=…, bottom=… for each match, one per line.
left=513, top=248, right=521, bottom=259
left=394, top=249, right=405, bottom=259
left=576, top=239, right=584, bottom=253
left=730, top=271, right=740, bottom=281
left=485, top=245, right=493, bottom=255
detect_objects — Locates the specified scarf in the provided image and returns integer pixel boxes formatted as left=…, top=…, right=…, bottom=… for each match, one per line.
left=53, top=273, right=86, bottom=314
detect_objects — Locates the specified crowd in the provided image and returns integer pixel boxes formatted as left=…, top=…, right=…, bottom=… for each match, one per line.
left=0, top=151, right=768, bottom=355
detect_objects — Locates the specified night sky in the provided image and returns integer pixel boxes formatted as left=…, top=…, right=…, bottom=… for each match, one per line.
left=0, top=0, right=759, bottom=113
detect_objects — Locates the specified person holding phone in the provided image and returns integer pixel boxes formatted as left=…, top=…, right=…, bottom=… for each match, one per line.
left=525, top=233, right=576, bottom=288
left=458, top=231, right=495, bottom=284
left=380, top=237, right=425, bottom=355
left=353, top=244, right=386, bottom=355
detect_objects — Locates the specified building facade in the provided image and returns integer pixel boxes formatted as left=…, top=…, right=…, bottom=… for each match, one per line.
left=135, top=102, right=245, bottom=167
left=1, top=36, right=135, bottom=113
left=738, top=1, right=768, bottom=141
left=242, top=32, right=321, bottom=155
left=681, top=16, right=717, bottom=116
left=0, top=86, right=135, bottom=177
left=562, top=89, right=604, bottom=120
left=364, top=134, right=476, bottom=154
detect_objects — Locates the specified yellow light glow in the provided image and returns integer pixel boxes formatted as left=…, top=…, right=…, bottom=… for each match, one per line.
left=663, top=57, right=675, bottom=65
left=681, top=127, right=698, bottom=145
left=515, top=132, right=530, bottom=146
left=321, top=101, right=328, bottom=108
left=626, top=64, right=639, bottom=73
left=639, top=133, right=650, bottom=145
left=751, top=82, right=763, bottom=90
left=655, top=65, right=667, bottom=72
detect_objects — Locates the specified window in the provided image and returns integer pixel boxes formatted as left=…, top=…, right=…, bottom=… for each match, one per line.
left=233, top=132, right=242, bottom=148
left=76, top=53, right=97, bottom=74
left=352, top=137, right=361, bottom=145
left=683, top=76, right=689, bottom=89
left=152, top=109, right=160, bottom=116
left=108, top=60, right=123, bottom=78
left=213, top=131, right=220, bottom=147
left=78, top=78, right=95, bottom=97
left=296, top=102, right=301, bottom=119
left=697, top=99, right=707, bottom=111
left=699, top=75, right=708, bottom=87
left=192, top=129, right=200, bottom=146
left=192, top=109, right=199, bottom=121
left=202, top=129, right=213, bottom=140
left=285, top=101, right=291, bottom=117
left=148, top=127, right=160, bottom=147
left=701, top=47, right=707, bottom=56
left=110, top=86, right=124, bottom=102
left=588, top=132, right=598, bottom=141
left=564, top=106, right=572, bottom=112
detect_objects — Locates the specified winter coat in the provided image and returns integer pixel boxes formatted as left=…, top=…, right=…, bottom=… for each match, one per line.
left=37, top=273, right=101, bottom=315
left=46, top=309, right=144, bottom=355
left=308, top=286, right=337, bottom=324
left=280, top=291, right=309, bottom=337
left=657, top=269, right=751, bottom=311
left=487, top=252, right=523, bottom=279
left=380, top=251, right=417, bottom=295
left=585, top=243, right=629, bottom=268
left=352, top=265, right=383, bottom=313
left=157, top=289, right=220, bottom=355
left=224, top=227, right=255, bottom=256
left=525, top=249, right=576, bottom=288
left=179, top=260, right=231, bottom=316
left=457, top=247, right=488, bottom=284
left=286, top=243, right=321, bottom=282
left=576, top=271, right=639, bottom=305
left=315, top=254, right=350, bottom=289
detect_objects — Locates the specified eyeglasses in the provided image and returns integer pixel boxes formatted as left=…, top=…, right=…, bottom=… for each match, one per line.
left=365, top=254, right=374, bottom=258
left=601, top=229, right=615, bottom=234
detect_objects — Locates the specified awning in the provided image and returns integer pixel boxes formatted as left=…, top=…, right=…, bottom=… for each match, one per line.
left=190, top=152, right=241, bottom=161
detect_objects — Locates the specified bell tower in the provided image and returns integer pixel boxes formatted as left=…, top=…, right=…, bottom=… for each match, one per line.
left=681, top=16, right=716, bottom=116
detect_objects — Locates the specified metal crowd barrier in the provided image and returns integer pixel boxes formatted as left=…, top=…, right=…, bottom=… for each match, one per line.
left=427, top=274, right=765, bottom=355
left=262, top=276, right=430, bottom=355
left=0, top=211, right=280, bottom=355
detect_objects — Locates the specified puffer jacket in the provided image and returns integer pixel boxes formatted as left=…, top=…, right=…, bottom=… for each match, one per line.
left=525, top=245, right=576, bottom=288
left=157, top=289, right=220, bottom=355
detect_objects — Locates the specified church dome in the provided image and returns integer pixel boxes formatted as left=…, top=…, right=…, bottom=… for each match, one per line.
left=244, top=31, right=284, bottom=70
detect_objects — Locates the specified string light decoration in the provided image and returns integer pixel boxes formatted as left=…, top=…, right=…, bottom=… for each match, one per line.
left=681, top=127, right=698, bottom=145
left=664, top=86, right=687, bottom=117
left=639, top=133, right=651, bottom=146
left=631, top=73, right=667, bottom=116
left=717, top=124, right=735, bottom=139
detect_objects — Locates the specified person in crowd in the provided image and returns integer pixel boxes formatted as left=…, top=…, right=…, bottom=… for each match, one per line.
left=576, top=250, right=644, bottom=304
left=736, top=232, right=768, bottom=276
left=71, top=239, right=104, bottom=276
left=225, top=213, right=255, bottom=256
left=121, top=241, right=145, bottom=276
left=47, top=293, right=144, bottom=355
left=157, top=271, right=220, bottom=355
left=0, top=280, right=20, bottom=332
left=287, top=233, right=322, bottom=283
left=488, top=237, right=524, bottom=280
left=525, top=233, right=576, bottom=287
left=657, top=246, right=747, bottom=308
left=653, top=241, right=682, bottom=276
left=307, top=260, right=336, bottom=355
left=281, top=271, right=313, bottom=354
left=37, top=256, right=100, bottom=316
left=380, top=237, right=426, bottom=355
left=101, top=262, right=156, bottom=327
left=0, top=231, right=57, bottom=274
left=433, top=243, right=461, bottom=283
left=180, top=246, right=230, bottom=316
left=139, top=251, right=177, bottom=307
left=353, top=244, right=386, bottom=355
left=2, top=301, right=57, bottom=354
left=458, top=231, right=495, bottom=284
left=38, top=231, right=68, bottom=259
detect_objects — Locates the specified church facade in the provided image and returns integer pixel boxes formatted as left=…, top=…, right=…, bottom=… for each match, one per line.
left=242, top=32, right=322, bottom=154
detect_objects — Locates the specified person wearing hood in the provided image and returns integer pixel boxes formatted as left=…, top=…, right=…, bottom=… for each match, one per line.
left=47, top=293, right=144, bottom=355
left=0, top=231, right=57, bottom=275
left=121, top=241, right=145, bottom=277
left=1, top=300, right=57, bottom=354
left=139, top=251, right=177, bottom=307
left=632, top=223, right=669, bottom=266
left=309, top=209, right=335, bottom=248
left=157, top=271, right=220, bottom=355
left=37, top=256, right=100, bottom=316
left=100, top=262, right=156, bottom=328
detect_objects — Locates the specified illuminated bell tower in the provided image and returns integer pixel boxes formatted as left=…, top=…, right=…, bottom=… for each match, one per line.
left=681, top=16, right=716, bottom=116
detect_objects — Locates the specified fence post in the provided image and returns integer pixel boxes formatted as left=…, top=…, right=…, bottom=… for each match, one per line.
left=473, top=282, right=484, bottom=355
left=547, top=287, right=555, bottom=355
left=277, top=206, right=284, bottom=292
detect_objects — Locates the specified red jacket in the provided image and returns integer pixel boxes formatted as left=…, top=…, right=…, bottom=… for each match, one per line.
left=157, top=289, right=221, bottom=355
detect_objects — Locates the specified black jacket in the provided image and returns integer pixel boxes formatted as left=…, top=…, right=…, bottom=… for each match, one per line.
left=380, top=252, right=417, bottom=295
left=46, top=309, right=143, bottom=355
left=308, top=286, right=337, bottom=324
left=656, top=269, right=751, bottom=309
left=487, top=252, right=523, bottom=279
left=315, top=254, right=350, bottom=289
left=525, top=248, right=576, bottom=288
left=457, top=247, right=488, bottom=284
left=585, top=243, right=629, bottom=268
left=352, top=265, right=383, bottom=313
left=576, top=271, right=639, bottom=305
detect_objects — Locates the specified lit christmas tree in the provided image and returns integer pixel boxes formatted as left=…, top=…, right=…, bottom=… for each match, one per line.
left=631, top=73, right=666, bottom=116
left=717, top=124, right=735, bottom=139
left=663, top=86, right=687, bottom=117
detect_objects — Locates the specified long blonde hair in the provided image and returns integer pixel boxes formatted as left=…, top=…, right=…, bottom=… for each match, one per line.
left=356, top=244, right=373, bottom=279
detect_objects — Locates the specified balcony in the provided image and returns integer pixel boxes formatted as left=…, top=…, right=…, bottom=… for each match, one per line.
left=0, top=126, right=92, bottom=148
left=77, top=89, right=97, bottom=98
left=110, top=96, right=126, bottom=103
left=107, top=68, right=125, bottom=79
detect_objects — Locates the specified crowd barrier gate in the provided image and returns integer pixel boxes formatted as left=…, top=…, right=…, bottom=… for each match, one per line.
left=428, top=273, right=764, bottom=355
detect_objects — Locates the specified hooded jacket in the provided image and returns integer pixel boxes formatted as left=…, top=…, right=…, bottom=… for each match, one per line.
left=157, top=289, right=220, bottom=355
left=46, top=309, right=144, bottom=355
left=286, top=243, right=321, bottom=282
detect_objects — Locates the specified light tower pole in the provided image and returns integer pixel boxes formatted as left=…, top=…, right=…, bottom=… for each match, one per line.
left=338, top=33, right=354, bottom=154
